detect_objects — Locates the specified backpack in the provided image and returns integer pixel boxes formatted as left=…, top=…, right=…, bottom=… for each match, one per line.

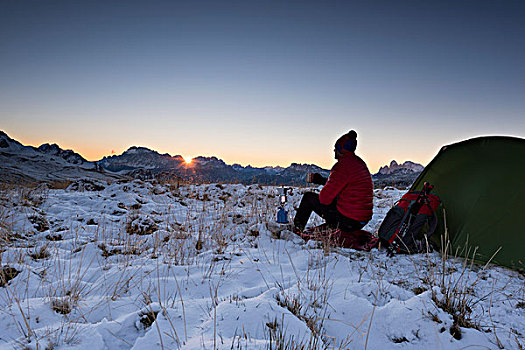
left=378, top=182, right=441, bottom=255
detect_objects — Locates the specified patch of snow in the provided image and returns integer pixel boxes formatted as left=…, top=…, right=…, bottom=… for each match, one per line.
left=0, top=181, right=522, bottom=349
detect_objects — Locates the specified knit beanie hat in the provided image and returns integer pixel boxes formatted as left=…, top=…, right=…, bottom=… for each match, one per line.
left=335, top=130, right=357, bottom=153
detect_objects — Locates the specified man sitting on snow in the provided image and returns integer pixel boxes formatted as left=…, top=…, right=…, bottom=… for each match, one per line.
left=293, top=130, right=373, bottom=233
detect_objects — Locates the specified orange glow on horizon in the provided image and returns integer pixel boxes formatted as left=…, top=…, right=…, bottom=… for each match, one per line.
left=3, top=129, right=431, bottom=173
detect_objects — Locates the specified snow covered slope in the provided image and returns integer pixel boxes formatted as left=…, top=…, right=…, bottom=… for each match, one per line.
left=0, top=181, right=522, bottom=349
left=0, top=131, right=121, bottom=184
left=37, top=143, right=88, bottom=165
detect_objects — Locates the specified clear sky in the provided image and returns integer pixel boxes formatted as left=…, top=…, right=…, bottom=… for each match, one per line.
left=1, top=0, right=524, bottom=172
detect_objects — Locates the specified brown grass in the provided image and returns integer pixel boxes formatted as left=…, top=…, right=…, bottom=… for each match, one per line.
left=0, top=267, right=20, bottom=287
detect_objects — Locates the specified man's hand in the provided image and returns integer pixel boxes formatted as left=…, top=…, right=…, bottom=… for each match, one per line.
left=306, top=173, right=327, bottom=185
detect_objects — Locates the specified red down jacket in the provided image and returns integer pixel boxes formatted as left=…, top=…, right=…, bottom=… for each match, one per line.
left=319, top=152, right=373, bottom=222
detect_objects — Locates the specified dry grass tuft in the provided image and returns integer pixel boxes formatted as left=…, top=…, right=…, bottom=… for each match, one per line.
left=423, top=211, right=495, bottom=338
left=0, top=266, right=20, bottom=287
left=391, top=336, right=409, bottom=343
left=138, top=309, right=159, bottom=329
left=28, top=215, right=49, bottom=232
left=45, top=234, right=63, bottom=241
left=266, top=317, right=308, bottom=350
left=98, top=243, right=122, bottom=258
left=47, top=180, right=73, bottom=190
left=51, top=298, right=72, bottom=315
left=30, top=244, right=51, bottom=260
left=412, top=286, right=426, bottom=295
left=125, top=213, right=158, bottom=235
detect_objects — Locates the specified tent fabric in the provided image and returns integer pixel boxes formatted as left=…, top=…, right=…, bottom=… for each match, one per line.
left=410, top=136, right=525, bottom=270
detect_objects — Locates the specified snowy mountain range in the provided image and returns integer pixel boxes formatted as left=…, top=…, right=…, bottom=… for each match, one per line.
left=0, top=131, right=119, bottom=184
left=372, top=160, right=424, bottom=188
left=99, top=145, right=330, bottom=185
left=377, top=160, right=424, bottom=175
left=0, top=131, right=423, bottom=187
left=0, top=131, right=329, bottom=185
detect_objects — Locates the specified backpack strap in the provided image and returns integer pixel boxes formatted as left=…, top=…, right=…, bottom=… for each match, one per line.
left=389, top=200, right=415, bottom=243
left=424, top=200, right=438, bottom=237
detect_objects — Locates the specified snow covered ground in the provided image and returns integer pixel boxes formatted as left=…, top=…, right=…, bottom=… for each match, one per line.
left=0, top=180, right=523, bottom=349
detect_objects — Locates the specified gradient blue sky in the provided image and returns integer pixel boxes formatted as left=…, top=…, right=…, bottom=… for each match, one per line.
left=1, top=0, right=524, bottom=172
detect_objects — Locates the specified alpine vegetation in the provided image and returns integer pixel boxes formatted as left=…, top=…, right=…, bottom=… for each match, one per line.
left=0, top=179, right=523, bottom=349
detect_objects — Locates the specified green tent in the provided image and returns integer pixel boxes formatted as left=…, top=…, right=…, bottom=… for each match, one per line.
left=410, top=136, right=525, bottom=270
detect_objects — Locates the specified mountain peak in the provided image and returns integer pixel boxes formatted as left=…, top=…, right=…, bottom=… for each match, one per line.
left=378, top=160, right=424, bottom=175
left=0, top=130, right=29, bottom=150
left=192, top=156, right=226, bottom=167
left=0, top=131, right=10, bottom=148
left=0, top=130, right=16, bottom=143
left=124, top=146, right=158, bottom=155
left=37, top=143, right=87, bottom=164
left=38, top=143, right=61, bottom=152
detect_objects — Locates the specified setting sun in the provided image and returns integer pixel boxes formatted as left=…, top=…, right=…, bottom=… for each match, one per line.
left=181, top=156, right=193, bottom=165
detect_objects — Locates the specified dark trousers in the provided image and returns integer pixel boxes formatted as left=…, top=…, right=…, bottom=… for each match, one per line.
left=294, top=192, right=365, bottom=232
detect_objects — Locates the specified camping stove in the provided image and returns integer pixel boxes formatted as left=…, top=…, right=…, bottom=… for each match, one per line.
left=276, top=187, right=289, bottom=224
